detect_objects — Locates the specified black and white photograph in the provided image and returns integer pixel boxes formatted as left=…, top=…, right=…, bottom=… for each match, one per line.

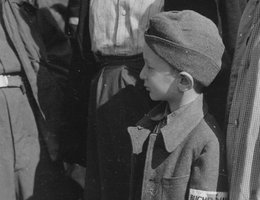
left=0, top=0, right=257, bottom=199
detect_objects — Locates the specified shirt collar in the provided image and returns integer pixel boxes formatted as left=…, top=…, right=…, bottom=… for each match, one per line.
left=128, top=94, right=206, bottom=154
left=160, top=94, right=206, bottom=152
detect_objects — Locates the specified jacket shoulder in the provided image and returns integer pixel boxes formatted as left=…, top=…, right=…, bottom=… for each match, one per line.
left=195, top=113, right=224, bottom=141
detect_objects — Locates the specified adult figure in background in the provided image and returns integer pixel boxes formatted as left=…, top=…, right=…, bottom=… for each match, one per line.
left=35, top=0, right=85, bottom=198
left=36, top=0, right=71, bottom=163
left=67, top=0, right=232, bottom=199
left=0, top=1, right=60, bottom=199
left=225, top=0, right=260, bottom=199
left=0, top=1, right=81, bottom=199
left=219, top=0, right=248, bottom=59
left=0, top=2, right=40, bottom=199
left=62, top=0, right=88, bottom=190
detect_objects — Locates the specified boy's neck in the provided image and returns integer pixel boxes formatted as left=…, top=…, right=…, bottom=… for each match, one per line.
left=168, top=92, right=201, bottom=112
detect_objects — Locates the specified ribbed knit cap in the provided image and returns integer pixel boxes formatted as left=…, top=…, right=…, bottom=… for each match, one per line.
left=145, top=10, right=224, bottom=86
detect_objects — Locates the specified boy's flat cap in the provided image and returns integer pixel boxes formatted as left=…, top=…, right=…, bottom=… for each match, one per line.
left=145, top=10, right=224, bottom=86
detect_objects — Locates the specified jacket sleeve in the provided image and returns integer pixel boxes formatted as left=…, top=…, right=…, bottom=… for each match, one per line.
left=84, top=77, right=101, bottom=200
left=65, top=0, right=81, bottom=36
left=67, top=0, right=81, bottom=19
left=188, top=139, right=229, bottom=199
left=218, top=0, right=247, bottom=59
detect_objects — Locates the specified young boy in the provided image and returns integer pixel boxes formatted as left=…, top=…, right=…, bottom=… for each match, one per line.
left=128, top=10, right=229, bottom=200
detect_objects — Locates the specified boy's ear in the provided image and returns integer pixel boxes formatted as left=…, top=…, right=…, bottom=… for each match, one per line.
left=177, top=71, right=194, bottom=92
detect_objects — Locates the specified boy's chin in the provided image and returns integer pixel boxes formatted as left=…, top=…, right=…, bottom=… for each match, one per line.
left=149, top=93, right=162, bottom=101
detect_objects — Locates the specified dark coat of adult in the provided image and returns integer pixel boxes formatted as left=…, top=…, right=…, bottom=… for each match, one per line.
left=219, top=0, right=248, bottom=58
left=3, top=2, right=82, bottom=199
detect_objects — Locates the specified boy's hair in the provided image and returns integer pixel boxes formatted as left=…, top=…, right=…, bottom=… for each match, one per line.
left=193, top=79, right=204, bottom=94
left=144, top=10, right=224, bottom=87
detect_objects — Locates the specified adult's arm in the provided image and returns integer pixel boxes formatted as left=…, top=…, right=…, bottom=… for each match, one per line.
left=218, top=0, right=247, bottom=58
left=66, top=0, right=81, bottom=36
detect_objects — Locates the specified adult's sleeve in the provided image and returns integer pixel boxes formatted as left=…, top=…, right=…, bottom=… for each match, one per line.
left=67, top=0, right=81, bottom=19
left=66, top=0, right=81, bottom=36
left=84, top=77, right=101, bottom=200
left=218, top=0, right=247, bottom=58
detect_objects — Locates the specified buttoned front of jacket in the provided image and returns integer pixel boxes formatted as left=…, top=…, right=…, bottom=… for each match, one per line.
left=128, top=95, right=228, bottom=200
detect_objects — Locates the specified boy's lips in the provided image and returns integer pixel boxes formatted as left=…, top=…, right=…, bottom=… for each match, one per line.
left=144, top=85, right=150, bottom=91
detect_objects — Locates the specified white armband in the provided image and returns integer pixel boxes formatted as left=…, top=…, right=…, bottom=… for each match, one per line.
left=69, top=17, right=79, bottom=25
left=189, top=189, right=228, bottom=200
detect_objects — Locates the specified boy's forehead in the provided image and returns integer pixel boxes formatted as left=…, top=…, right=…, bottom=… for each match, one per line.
left=144, top=43, right=178, bottom=72
left=143, top=45, right=162, bottom=67
left=143, top=43, right=163, bottom=64
left=143, top=43, right=153, bottom=57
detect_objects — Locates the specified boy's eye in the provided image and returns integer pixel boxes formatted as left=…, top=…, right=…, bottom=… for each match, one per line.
left=147, top=65, right=153, bottom=70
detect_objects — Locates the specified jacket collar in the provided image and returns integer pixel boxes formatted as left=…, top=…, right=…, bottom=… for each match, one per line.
left=128, top=95, right=206, bottom=154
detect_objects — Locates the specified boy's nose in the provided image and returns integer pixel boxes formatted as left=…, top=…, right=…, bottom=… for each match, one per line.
left=139, top=65, right=146, bottom=80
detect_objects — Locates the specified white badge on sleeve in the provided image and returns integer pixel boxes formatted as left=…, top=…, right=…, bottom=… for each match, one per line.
left=189, top=189, right=228, bottom=200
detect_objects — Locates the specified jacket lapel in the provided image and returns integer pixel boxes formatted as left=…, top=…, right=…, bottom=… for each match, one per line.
left=161, top=95, right=205, bottom=152
left=128, top=102, right=166, bottom=154
left=128, top=95, right=206, bottom=154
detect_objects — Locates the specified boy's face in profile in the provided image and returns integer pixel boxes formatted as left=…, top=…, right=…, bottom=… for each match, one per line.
left=140, top=43, right=179, bottom=102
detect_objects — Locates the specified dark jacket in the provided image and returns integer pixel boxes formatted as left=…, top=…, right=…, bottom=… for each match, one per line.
left=128, top=96, right=228, bottom=200
left=164, top=0, right=219, bottom=24
left=85, top=85, right=153, bottom=200
left=67, top=0, right=80, bottom=19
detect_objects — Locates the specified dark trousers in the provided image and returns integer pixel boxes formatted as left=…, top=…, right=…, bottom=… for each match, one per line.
left=85, top=54, right=154, bottom=200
